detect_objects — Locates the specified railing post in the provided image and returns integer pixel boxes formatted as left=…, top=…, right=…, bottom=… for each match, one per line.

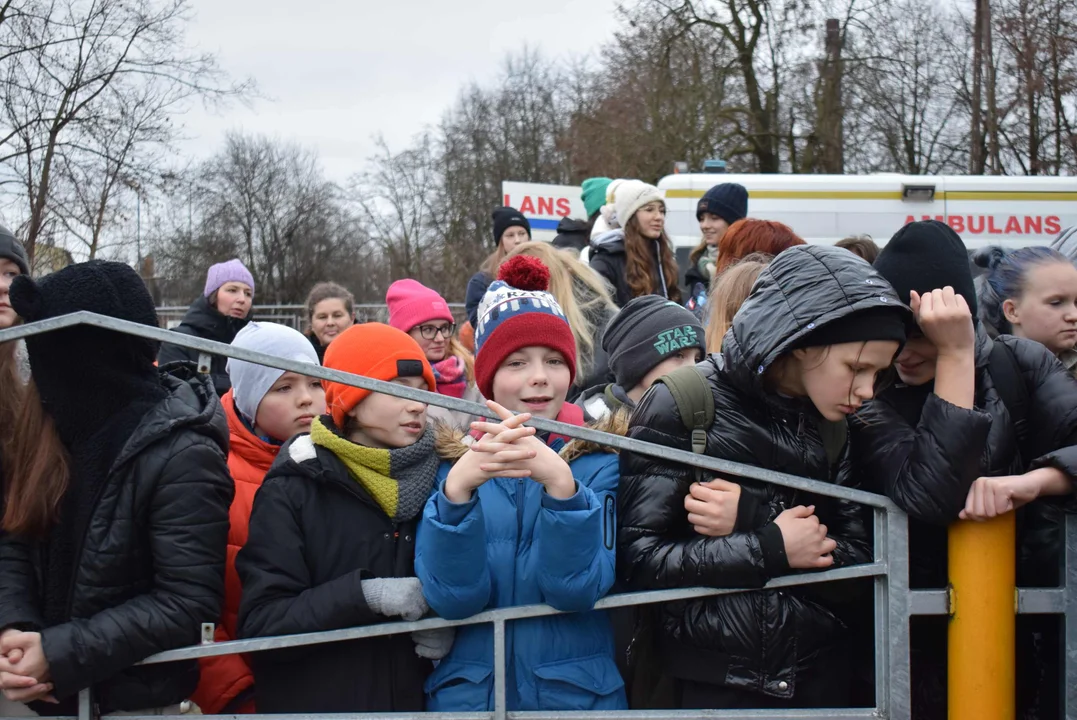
left=873, top=507, right=890, bottom=715
left=886, top=505, right=913, bottom=720
left=493, top=619, right=507, bottom=720
left=78, top=688, right=92, bottom=720
left=1064, top=513, right=1077, bottom=718
left=948, top=513, right=1016, bottom=720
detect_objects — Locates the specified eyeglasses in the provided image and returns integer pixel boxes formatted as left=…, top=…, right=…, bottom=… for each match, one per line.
left=416, top=323, right=456, bottom=340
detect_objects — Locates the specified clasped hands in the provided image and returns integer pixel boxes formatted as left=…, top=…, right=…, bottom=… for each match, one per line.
left=0, top=629, right=55, bottom=704
left=443, top=400, right=576, bottom=504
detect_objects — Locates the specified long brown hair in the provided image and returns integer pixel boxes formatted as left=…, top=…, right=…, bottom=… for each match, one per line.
left=706, top=255, right=770, bottom=353
left=0, top=342, right=22, bottom=478
left=3, top=378, right=69, bottom=536
left=624, top=216, right=681, bottom=303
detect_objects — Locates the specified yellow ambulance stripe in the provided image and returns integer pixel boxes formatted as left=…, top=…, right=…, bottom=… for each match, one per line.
left=664, top=188, right=1077, bottom=201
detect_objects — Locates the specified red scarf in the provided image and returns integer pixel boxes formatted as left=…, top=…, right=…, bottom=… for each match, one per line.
left=433, top=355, right=468, bottom=399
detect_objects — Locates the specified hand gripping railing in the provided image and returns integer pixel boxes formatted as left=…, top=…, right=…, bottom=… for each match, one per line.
left=0, top=312, right=1073, bottom=720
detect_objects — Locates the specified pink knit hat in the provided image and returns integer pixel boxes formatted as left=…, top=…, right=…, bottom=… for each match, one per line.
left=386, top=279, right=454, bottom=333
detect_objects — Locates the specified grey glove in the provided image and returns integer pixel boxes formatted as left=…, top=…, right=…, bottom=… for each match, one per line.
left=412, top=627, right=455, bottom=660
left=360, top=577, right=429, bottom=621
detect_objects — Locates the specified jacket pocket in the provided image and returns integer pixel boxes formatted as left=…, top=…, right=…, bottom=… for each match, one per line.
left=424, top=660, right=493, bottom=712
left=533, top=654, right=626, bottom=711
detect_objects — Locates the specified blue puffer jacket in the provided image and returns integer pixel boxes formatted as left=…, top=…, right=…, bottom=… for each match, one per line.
left=415, top=432, right=626, bottom=712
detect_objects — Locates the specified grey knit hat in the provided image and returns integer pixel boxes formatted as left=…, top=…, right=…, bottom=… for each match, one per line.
left=602, top=295, right=706, bottom=391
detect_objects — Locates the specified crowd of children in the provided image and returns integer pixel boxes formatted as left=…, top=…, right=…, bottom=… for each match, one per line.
left=1, top=180, right=1077, bottom=719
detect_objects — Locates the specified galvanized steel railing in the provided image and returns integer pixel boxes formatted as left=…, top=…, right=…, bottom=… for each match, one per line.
left=0, top=312, right=1073, bottom=720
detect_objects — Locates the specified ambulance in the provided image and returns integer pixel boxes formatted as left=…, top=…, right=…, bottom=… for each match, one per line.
left=660, top=172, right=1077, bottom=266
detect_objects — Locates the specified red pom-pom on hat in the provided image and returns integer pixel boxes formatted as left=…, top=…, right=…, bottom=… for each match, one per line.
left=498, top=255, right=550, bottom=291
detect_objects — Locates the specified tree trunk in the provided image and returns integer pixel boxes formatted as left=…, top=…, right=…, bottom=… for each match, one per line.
left=984, top=0, right=1001, bottom=174
left=970, top=0, right=985, bottom=173
left=822, top=18, right=844, bottom=174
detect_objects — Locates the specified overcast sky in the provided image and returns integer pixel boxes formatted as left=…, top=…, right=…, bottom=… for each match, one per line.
left=178, top=0, right=621, bottom=182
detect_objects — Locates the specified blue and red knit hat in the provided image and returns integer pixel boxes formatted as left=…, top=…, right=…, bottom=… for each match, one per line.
left=473, top=256, right=577, bottom=399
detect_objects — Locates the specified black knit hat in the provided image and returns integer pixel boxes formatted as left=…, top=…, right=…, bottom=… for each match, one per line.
left=789, top=306, right=908, bottom=351
left=0, top=224, right=29, bottom=276
left=602, top=295, right=706, bottom=391
left=11, top=260, right=160, bottom=365
left=492, top=206, right=531, bottom=246
left=696, top=183, right=749, bottom=224
left=874, top=220, right=977, bottom=319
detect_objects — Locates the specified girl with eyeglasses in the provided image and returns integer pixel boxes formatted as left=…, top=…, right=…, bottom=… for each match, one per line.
left=387, top=280, right=483, bottom=431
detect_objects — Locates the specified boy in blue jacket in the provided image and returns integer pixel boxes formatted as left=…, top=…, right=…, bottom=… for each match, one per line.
left=416, top=256, right=627, bottom=712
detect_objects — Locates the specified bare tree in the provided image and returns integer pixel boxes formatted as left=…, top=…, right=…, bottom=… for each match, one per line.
left=0, top=0, right=246, bottom=261
left=563, top=5, right=741, bottom=178
left=841, top=0, right=970, bottom=173
left=348, top=134, right=439, bottom=285
left=992, top=0, right=1077, bottom=175
left=153, top=133, right=369, bottom=305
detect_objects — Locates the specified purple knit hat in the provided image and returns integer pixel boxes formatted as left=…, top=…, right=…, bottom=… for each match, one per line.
left=204, top=259, right=255, bottom=297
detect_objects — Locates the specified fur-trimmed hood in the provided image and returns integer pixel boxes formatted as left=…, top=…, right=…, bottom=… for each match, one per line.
left=433, top=409, right=630, bottom=464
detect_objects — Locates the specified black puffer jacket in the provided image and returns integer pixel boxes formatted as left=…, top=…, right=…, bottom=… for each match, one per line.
left=0, top=368, right=233, bottom=713
left=158, top=296, right=250, bottom=395
left=551, top=217, right=591, bottom=253
left=619, top=246, right=898, bottom=699
left=589, top=229, right=674, bottom=308
left=850, top=327, right=1077, bottom=588
left=235, top=432, right=431, bottom=714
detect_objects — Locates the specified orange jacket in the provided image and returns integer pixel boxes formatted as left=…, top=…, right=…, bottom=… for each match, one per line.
left=191, top=390, right=279, bottom=714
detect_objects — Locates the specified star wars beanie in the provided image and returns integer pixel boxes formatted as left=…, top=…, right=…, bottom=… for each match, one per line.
left=602, top=295, right=706, bottom=391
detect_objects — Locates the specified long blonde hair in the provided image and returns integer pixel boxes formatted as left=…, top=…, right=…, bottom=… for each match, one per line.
left=502, top=242, right=618, bottom=376
left=706, top=254, right=771, bottom=353
left=480, top=244, right=509, bottom=277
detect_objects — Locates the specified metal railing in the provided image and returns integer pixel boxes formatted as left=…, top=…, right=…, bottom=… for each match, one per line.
left=155, top=304, right=469, bottom=331
left=0, top=311, right=1073, bottom=720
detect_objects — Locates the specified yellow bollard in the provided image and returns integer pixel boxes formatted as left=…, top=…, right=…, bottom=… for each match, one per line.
left=948, top=512, right=1016, bottom=720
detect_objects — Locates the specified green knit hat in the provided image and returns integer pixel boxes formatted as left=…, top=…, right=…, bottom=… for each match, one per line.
left=581, top=177, right=613, bottom=219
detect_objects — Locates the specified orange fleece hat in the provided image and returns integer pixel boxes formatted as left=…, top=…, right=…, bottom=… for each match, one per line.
left=322, top=323, right=437, bottom=428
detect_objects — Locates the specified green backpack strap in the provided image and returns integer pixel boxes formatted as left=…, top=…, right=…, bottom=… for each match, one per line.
left=654, top=366, right=715, bottom=459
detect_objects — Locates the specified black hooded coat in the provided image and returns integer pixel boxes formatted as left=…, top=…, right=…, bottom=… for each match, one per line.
left=618, top=246, right=909, bottom=705
left=158, top=296, right=250, bottom=396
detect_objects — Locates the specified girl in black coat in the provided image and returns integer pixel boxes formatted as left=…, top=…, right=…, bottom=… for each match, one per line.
left=158, top=259, right=255, bottom=395
left=854, top=221, right=1077, bottom=719
left=589, top=181, right=681, bottom=308
left=619, top=245, right=911, bottom=709
left=0, top=261, right=233, bottom=716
